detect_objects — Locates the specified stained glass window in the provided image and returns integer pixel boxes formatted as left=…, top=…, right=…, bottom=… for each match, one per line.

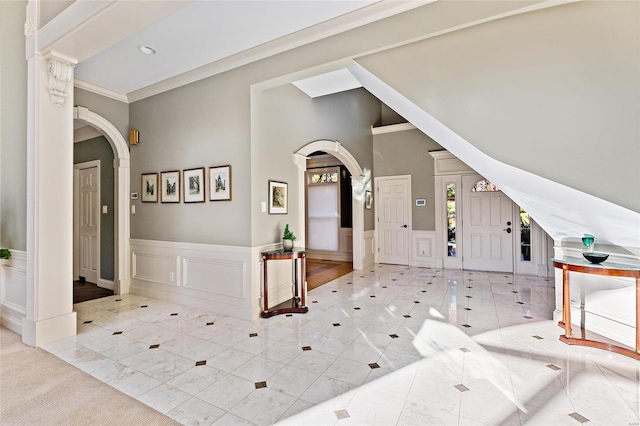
left=471, top=179, right=499, bottom=192
left=310, top=172, right=338, bottom=184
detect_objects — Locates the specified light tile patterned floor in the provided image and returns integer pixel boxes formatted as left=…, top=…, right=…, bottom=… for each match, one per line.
left=44, top=265, right=640, bottom=425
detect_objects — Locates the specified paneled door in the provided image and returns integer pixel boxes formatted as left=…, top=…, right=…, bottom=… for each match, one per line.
left=376, top=176, right=411, bottom=265
left=462, top=174, right=514, bottom=272
left=78, top=166, right=99, bottom=283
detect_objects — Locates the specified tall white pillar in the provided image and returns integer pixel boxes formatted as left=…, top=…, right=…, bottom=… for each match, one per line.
left=23, top=49, right=78, bottom=346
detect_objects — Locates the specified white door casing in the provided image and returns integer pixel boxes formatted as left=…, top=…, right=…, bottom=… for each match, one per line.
left=462, top=174, right=514, bottom=272
left=376, top=175, right=411, bottom=265
left=75, top=164, right=100, bottom=283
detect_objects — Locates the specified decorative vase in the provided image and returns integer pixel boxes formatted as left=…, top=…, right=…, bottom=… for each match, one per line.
left=283, top=239, right=294, bottom=251
left=582, top=234, right=595, bottom=253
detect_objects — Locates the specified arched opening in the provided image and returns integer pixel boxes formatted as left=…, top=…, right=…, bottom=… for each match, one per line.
left=73, top=107, right=130, bottom=294
left=294, top=140, right=366, bottom=270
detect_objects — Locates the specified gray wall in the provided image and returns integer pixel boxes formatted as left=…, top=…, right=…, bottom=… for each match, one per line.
left=0, top=0, right=28, bottom=250
left=251, top=86, right=381, bottom=245
left=373, top=129, right=443, bottom=231
left=358, top=1, right=640, bottom=214
left=129, top=70, right=252, bottom=246
left=75, top=88, right=129, bottom=142
left=74, top=136, right=115, bottom=281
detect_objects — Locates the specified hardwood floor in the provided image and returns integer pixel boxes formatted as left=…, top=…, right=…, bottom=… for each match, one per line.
left=306, top=258, right=353, bottom=290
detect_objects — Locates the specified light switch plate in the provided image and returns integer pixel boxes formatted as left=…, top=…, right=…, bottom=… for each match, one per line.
left=261, top=201, right=267, bottom=213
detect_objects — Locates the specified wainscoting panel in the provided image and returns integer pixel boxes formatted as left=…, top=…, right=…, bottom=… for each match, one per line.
left=0, top=250, right=27, bottom=334
left=130, top=240, right=254, bottom=320
left=183, top=257, right=245, bottom=299
left=411, top=231, right=436, bottom=268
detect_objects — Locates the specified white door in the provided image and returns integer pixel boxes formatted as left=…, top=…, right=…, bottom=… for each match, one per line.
left=462, top=174, right=514, bottom=272
left=78, top=167, right=99, bottom=283
left=376, top=176, right=411, bottom=265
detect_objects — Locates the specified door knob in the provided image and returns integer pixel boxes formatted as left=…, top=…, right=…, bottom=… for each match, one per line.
left=402, top=225, right=408, bottom=228
left=507, top=221, right=512, bottom=226
left=504, top=227, right=512, bottom=233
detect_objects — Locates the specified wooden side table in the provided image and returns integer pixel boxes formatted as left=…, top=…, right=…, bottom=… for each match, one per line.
left=261, top=249, right=308, bottom=318
left=553, top=258, right=640, bottom=360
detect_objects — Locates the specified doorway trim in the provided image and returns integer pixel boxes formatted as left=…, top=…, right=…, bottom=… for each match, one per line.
left=73, top=106, right=130, bottom=294
left=73, top=161, right=101, bottom=287
left=294, top=140, right=365, bottom=270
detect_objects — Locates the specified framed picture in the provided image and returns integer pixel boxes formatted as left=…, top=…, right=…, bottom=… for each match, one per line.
left=209, top=165, right=231, bottom=201
left=183, top=167, right=205, bottom=203
left=161, top=170, right=180, bottom=203
left=365, top=190, right=372, bottom=210
left=141, top=173, right=158, bottom=202
left=268, top=180, right=287, bottom=214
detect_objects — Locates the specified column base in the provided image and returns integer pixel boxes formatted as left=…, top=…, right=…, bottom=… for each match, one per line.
left=22, top=311, right=77, bottom=347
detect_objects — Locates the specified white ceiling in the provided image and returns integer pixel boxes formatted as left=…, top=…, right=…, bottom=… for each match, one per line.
left=74, top=0, right=383, bottom=95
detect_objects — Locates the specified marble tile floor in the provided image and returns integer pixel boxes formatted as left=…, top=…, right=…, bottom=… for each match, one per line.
left=43, top=265, right=639, bottom=425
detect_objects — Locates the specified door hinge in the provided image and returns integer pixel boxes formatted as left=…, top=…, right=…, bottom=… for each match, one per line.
left=378, top=247, right=380, bottom=252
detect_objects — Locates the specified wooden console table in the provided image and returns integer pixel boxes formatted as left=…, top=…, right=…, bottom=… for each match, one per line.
left=261, top=249, right=308, bottom=318
left=553, top=258, right=640, bottom=360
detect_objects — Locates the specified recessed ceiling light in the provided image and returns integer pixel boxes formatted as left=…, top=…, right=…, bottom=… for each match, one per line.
left=138, top=45, right=157, bottom=55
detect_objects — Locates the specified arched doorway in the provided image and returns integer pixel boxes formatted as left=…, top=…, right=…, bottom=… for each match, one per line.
left=73, top=106, right=131, bottom=294
left=294, top=140, right=366, bottom=270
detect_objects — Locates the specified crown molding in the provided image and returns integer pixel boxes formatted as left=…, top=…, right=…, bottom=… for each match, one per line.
left=371, top=122, right=416, bottom=135
left=127, top=0, right=434, bottom=103
left=74, top=78, right=129, bottom=103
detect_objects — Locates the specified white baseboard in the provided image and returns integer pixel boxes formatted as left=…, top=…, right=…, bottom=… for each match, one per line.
left=98, top=278, right=114, bottom=291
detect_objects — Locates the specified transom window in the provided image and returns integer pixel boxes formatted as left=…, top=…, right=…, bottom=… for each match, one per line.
left=310, top=172, right=338, bottom=184
left=471, top=179, right=500, bottom=192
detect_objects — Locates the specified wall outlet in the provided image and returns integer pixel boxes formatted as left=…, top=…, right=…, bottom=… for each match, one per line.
left=169, top=272, right=174, bottom=282
left=102, top=205, right=108, bottom=214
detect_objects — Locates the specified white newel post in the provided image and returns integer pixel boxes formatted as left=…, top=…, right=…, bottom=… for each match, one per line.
left=23, top=46, right=78, bottom=346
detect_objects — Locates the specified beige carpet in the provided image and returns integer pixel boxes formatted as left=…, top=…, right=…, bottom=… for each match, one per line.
left=0, top=327, right=180, bottom=425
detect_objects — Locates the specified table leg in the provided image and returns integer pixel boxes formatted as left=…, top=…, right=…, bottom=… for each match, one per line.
left=563, top=265, right=571, bottom=338
left=301, top=254, right=306, bottom=308
left=636, top=277, right=639, bottom=355
left=293, top=257, right=299, bottom=306
left=263, top=256, right=269, bottom=314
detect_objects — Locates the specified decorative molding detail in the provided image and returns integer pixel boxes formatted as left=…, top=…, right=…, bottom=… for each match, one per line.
left=74, top=78, right=129, bottom=103
left=47, top=57, right=75, bottom=107
left=74, top=125, right=102, bottom=143
left=24, top=17, right=35, bottom=39
left=371, top=122, right=416, bottom=135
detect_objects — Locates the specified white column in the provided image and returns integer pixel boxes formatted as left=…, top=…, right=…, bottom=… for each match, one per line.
left=23, top=50, right=77, bottom=347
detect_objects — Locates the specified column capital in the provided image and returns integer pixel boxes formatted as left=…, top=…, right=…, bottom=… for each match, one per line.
left=46, top=53, right=77, bottom=107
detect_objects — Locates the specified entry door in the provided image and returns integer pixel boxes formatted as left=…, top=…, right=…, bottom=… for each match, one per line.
left=79, top=167, right=99, bottom=283
left=377, top=176, right=410, bottom=265
left=462, top=174, right=514, bottom=272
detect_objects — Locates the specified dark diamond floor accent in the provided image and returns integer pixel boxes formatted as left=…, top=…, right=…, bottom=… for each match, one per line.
left=463, top=308, right=472, bottom=311
left=413, top=301, right=420, bottom=304
left=467, top=286, right=472, bottom=289
left=333, top=323, right=341, bottom=327
left=112, top=331, right=123, bottom=335
left=255, top=381, right=267, bottom=389
left=392, top=279, right=397, bottom=281
left=389, top=334, right=399, bottom=338
left=149, top=344, right=160, bottom=349
left=568, top=412, right=589, bottom=423
left=533, top=335, right=544, bottom=340
left=465, top=296, right=473, bottom=299
left=511, top=291, right=518, bottom=294
left=403, top=315, right=411, bottom=318
left=312, top=301, right=318, bottom=303
left=421, top=290, right=427, bottom=293
left=249, top=333, right=258, bottom=337
left=459, top=347, right=471, bottom=353
left=370, top=295, right=376, bottom=298
left=83, top=320, right=92, bottom=324
left=335, top=409, right=350, bottom=420
left=141, top=305, right=148, bottom=308
left=115, top=299, right=122, bottom=302
left=546, top=364, right=561, bottom=371
left=523, top=315, right=532, bottom=319
left=382, top=286, right=387, bottom=288
left=332, top=290, right=337, bottom=293
left=170, top=313, right=178, bottom=316
left=368, top=363, right=380, bottom=369
left=195, top=360, right=206, bottom=366
left=286, top=314, right=293, bottom=317
left=454, top=384, right=470, bottom=392
left=206, top=322, right=214, bottom=326
left=516, top=302, right=524, bottom=305
left=462, top=324, right=471, bottom=328
left=302, top=346, right=312, bottom=351
left=354, top=307, right=361, bottom=310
